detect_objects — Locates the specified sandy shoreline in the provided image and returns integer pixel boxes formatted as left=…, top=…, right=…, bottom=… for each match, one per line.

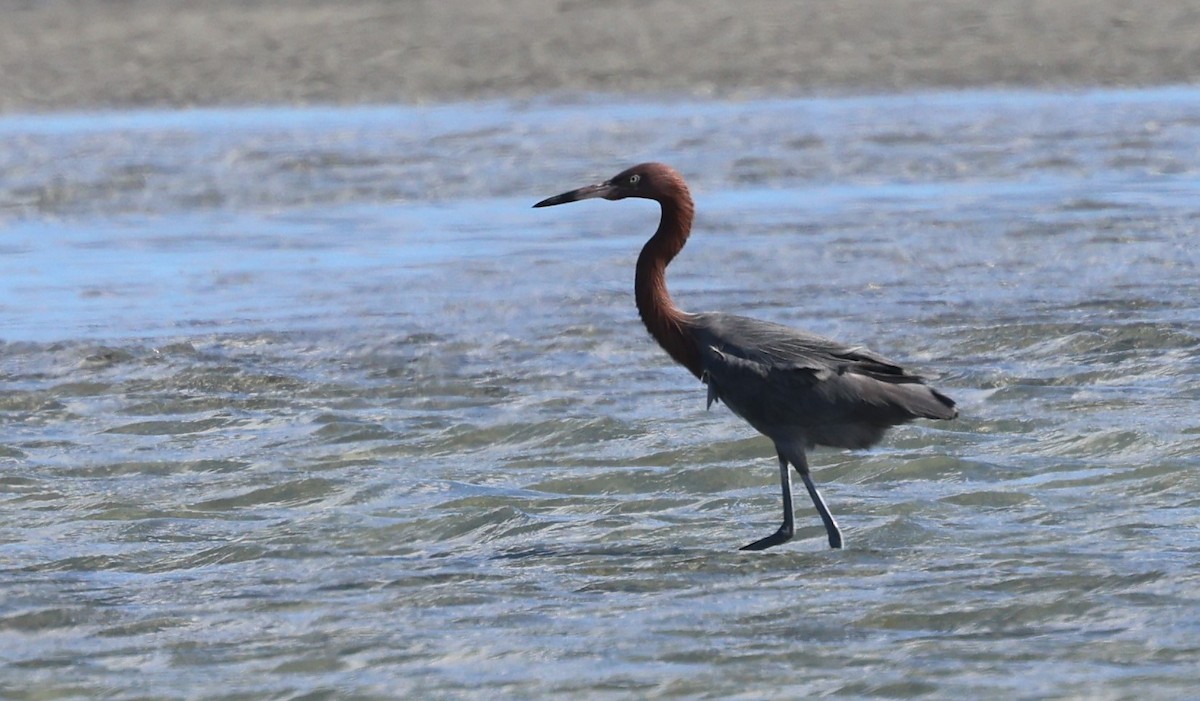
left=2, top=0, right=1200, bottom=114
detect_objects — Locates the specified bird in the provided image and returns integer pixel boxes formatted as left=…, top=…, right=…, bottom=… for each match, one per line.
left=533, top=163, right=956, bottom=550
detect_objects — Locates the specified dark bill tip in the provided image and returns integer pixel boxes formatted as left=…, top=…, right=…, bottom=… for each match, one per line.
left=532, top=181, right=615, bottom=208
left=532, top=192, right=575, bottom=208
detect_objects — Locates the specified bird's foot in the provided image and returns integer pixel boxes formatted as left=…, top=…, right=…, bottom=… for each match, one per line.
left=739, top=526, right=794, bottom=551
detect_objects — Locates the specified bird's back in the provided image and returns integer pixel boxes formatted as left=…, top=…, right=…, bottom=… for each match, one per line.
left=687, top=312, right=956, bottom=450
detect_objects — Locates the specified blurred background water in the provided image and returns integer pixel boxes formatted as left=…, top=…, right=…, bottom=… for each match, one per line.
left=1, top=87, right=1199, bottom=699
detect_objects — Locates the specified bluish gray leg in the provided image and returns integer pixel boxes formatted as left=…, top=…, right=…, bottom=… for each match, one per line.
left=796, top=461, right=843, bottom=549
left=740, top=451, right=795, bottom=551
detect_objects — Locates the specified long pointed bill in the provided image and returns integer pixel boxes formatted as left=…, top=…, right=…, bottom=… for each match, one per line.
left=532, top=181, right=616, bottom=208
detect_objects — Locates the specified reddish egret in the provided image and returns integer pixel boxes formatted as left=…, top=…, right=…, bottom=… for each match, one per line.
left=534, top=163, right=956, bottom=550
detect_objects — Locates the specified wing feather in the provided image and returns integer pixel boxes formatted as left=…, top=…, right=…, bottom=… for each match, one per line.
left=691, top=313, right=955, bottom=449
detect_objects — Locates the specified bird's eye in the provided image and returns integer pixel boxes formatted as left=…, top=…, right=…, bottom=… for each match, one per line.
left=628, top=174, right=641, bottom=185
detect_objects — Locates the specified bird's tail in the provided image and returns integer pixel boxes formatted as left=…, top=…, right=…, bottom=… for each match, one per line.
left=893, top=383, right=957, bottom=421
left=925, top=387, right=957, bottom=420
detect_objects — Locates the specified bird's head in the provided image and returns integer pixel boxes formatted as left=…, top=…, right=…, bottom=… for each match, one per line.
left=533, top=162, right=687, bottom=208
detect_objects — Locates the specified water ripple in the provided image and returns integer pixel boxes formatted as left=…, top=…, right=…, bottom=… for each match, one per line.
left=3, top=89, right=1200, bottom=698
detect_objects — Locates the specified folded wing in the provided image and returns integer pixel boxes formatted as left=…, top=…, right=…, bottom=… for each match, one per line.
left=690, top=312, right=956, bottom=450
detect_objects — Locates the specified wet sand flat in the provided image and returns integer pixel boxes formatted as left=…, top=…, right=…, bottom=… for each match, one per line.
left=2, top=0, right=1200, bottom=113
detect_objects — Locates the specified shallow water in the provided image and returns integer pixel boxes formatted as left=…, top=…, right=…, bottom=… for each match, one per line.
left=2, top=87, right=1199, bottom=699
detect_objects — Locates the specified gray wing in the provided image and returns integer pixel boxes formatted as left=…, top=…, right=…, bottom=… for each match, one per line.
left=690, top=312, right=956, bottom=450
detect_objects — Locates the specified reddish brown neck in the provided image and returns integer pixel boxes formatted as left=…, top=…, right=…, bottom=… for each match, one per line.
left=635, top=193, right=703, bottom=379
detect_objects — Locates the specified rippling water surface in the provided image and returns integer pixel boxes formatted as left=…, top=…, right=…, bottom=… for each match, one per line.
left=2, top=88, right=1199, bottom=699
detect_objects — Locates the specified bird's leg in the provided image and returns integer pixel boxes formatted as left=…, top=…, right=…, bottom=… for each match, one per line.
left=793, top=453, right=843, bottom=549
left=739, top=452, right=795, bottom=551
